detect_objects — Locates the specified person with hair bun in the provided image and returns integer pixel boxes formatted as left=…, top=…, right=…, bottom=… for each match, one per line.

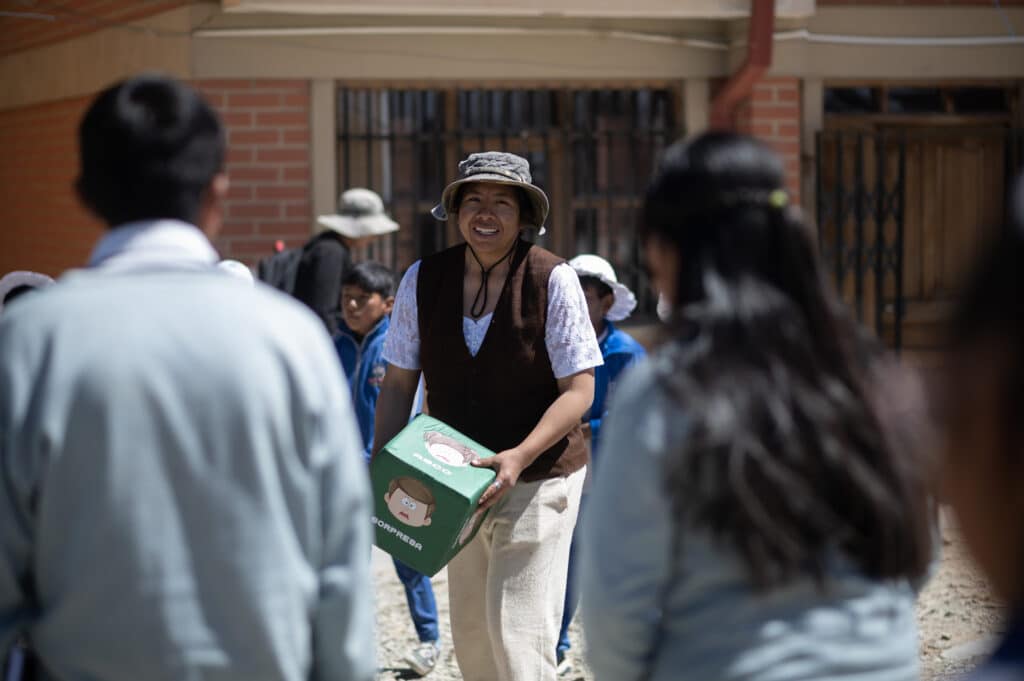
left=0, top=74, right=374, bottom=681
left=580, top=132, right=934, bottom=681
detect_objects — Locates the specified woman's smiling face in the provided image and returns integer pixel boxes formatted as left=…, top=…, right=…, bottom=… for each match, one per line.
left=456, top=182, right=521, bottom=259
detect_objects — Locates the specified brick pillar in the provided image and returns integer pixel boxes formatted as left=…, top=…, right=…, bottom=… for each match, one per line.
left=196, top=79, right=313, bottom=265
left=735, top=77, right=802, bottom=205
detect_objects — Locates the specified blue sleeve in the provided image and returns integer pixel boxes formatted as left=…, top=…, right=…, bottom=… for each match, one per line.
left=580, top=366, right=679, bottom=681
left=591, top=347, right=647, bottom=451
left=362, top=429, right=374, bottom=462
left=360, top=369, right=382, bottom=462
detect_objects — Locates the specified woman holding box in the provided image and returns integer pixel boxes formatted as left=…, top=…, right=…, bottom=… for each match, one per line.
left=373, top=151, right=602, bottom=681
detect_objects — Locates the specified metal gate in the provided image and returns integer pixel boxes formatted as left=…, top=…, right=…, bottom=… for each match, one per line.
left=817, top=130, right=908, bottom=349
left=336, top=86, right=682, bottom=316
left=816, top=127, right=1024, bottom=352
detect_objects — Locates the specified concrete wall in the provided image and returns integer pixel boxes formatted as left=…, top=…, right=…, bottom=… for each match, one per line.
left=0, top=5, right=194, bottom=112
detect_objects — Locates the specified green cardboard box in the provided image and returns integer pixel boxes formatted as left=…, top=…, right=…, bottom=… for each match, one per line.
left=370, top=414, right=496, bottom=576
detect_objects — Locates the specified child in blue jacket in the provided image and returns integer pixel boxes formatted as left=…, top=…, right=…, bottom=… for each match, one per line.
left=557, top=255, right=647, bottom=675
left=333, top=262, right=442, bottom=677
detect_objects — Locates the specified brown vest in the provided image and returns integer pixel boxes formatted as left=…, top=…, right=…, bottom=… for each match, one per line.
left=417, top=239, right=587, bottom=482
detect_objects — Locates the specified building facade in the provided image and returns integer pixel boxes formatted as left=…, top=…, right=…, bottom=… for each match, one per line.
left=2, top=0, right=1022, bottom=356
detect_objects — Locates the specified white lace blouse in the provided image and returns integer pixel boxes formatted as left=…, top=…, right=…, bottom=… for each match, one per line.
left=383, top=260, right=603, bottom=379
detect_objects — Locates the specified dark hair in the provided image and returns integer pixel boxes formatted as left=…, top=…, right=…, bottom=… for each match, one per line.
left=642, top=132, right=932, bottom=586
left=453, top=183, right=536, bottom=227
left=387, top=476, right=436, bottom=513
left=76, top=74, right=225, bottom=227
left=579, top=275, right=613, bottom=300
left=342, top=262, right=397, bottom=298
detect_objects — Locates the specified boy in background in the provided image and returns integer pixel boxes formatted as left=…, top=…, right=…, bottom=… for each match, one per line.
left=333, top=262, right=442, bottom=677
left=557, top=255, right=647, bottom=675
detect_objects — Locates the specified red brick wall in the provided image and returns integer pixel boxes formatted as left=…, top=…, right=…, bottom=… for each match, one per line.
left=197, top=79, right=313, bottom=266
left=0, top=79, right=313, bottom=277
left=0, top=0, right=187, bottom=57
left=0, top=96, right=103, bottom=277
left=735, top=77, right=802, bottom=204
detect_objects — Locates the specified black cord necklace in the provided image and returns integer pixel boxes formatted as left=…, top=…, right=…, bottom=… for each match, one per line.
left=467, top=241, right=518, bottom=319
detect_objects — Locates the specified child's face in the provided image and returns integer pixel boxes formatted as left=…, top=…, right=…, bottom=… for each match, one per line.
left=341, top=285, right=394, bottom=336
left=385, top=487, right=432, bottom=527
left=582, top=283, right=614, bottom=332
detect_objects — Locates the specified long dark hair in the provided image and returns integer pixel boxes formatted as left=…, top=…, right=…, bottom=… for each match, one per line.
left=642, top=132, right=933, bottom=586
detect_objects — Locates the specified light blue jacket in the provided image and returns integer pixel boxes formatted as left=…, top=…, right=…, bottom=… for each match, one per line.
left=581, top=348, right=921, bottom=681
left=0, top=221, right=375, bottom=681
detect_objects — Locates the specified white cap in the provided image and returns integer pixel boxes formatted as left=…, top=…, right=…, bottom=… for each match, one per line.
left=568, top=254, right=637, bottom=322
left=217, top=259, right=255, bottom=285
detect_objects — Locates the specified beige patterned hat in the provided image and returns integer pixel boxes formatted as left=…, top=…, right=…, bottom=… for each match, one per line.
left=432, top=151, right=550, bottom=235
left=318, top=188, right=399, bottom=239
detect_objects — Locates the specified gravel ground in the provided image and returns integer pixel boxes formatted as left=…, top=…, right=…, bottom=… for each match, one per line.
left=917, top=510, right=1004, bottom=681
left=372, top=510, right=1002, bottom=680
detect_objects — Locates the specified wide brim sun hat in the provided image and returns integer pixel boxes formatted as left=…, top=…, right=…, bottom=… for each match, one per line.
left=431, top=151, right=550, bottom=236
left=318, top=187, right=399, bottom=239
left=568, top=254, right=638, bottom=322
left=0, top=270, right=54, bottom=315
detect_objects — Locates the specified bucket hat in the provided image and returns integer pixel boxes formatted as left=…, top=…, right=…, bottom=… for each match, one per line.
left=318, top=188, right=399, bottom=239
left=431, top=151, right=550, bottom=235
left=568, top=254, right=637, bottom=322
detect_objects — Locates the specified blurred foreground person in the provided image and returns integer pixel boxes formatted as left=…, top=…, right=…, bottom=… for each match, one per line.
left=944, top=187, right=1024, bottom=681
left=580, top=132, right=934, bottom=681
left=0, top=74, right=374, bottom=681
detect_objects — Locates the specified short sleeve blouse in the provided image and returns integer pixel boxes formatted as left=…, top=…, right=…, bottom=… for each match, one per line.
left=382, top=260, right=603, bottom=379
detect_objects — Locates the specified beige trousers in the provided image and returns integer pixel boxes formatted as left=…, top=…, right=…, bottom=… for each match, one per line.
left=448, top=466, right=586, bottom=681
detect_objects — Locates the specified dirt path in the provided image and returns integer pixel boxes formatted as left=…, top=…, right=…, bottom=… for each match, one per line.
left=917, top=511, right=1004, bottom=680
left=372, top=510, right=1002, bottom=680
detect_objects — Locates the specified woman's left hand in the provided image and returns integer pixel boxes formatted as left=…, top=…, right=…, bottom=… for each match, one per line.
left=472, top=448, right=529, bottom=510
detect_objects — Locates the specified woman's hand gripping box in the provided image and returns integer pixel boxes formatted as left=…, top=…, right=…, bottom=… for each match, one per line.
left=369, top=415, right=496, bottom=576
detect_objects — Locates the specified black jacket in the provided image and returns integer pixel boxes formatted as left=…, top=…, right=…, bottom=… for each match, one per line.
left=292, top=231, right=351, bottom=335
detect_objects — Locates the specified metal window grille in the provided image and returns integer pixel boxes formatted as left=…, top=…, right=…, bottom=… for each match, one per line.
left=335, top=85, right=683, bottom=317
left=816, top=127, right=1024, bottom=352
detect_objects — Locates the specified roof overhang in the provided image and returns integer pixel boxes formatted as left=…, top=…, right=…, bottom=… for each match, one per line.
left=220, top=0, right=816, bottom=20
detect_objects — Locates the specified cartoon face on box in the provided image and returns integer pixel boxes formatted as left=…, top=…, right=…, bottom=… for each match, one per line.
left=384, top=476, right=436, bottom=527
left=424, top=431, right=480, bottom=467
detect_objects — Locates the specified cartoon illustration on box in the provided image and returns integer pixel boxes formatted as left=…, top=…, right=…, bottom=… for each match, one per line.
left=423, top=430, right=480, bottom=467
left=455, top=507, right=486, bottom=547
left=384, top=476, right=436, bottom=527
